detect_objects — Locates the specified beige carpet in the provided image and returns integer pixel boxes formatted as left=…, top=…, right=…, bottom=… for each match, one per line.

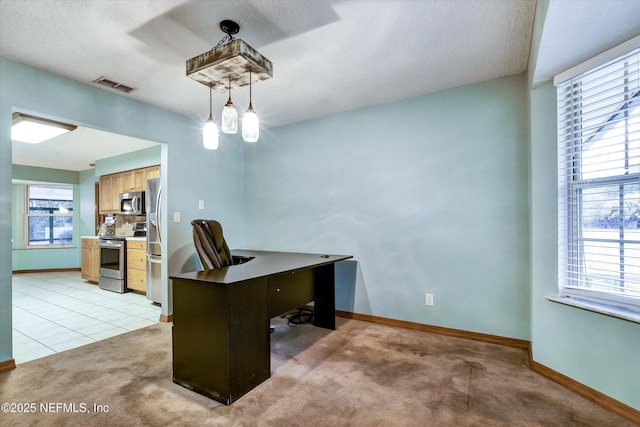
left=0, top=316, right=634, bottom=426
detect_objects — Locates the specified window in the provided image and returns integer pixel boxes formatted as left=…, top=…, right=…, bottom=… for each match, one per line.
left=26, top=184, right=74, bottom=246
left=557, top=48, right=640, bottom=317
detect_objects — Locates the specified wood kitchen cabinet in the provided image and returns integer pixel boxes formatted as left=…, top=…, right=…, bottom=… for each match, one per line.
left=81, top=238, right=100, bottom=283
left=99, top=173, right=122, bottom=214
left=133, top=168, right=146, bottom=191
left=110, top=173, right=122, bottom=205
left=99, top=175, right=113, bottom=214
left=145, top=165, right=160, bottom=181
left=121, top=170, right=134, bottom=192
left=121, top=169, right=146, bottom=192
left=98, top=165, right=160, bottom=214
left=126, top=239, right=147, bottom=293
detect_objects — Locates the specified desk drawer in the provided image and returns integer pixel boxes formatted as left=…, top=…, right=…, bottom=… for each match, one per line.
left=268, top=269, right=314, bottom=318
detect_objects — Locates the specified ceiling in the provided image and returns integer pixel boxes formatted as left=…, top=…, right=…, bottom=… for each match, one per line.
left=1, top=1, right=639, bottom=172
left=11, top=126, right=159, bottom=172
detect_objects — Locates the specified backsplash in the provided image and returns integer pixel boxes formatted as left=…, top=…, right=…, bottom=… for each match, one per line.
left=98, top=214, right=146, bottom=237
left=115, top=215, right=146, bottom=236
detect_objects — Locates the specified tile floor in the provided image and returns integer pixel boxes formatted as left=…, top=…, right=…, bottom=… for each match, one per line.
left=11, top=271, right=161, bottom=364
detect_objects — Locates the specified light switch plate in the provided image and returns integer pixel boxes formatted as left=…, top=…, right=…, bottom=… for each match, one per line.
left=198, top=200, right=204, bottom=210
left=173, top=211, right=181, bottom=222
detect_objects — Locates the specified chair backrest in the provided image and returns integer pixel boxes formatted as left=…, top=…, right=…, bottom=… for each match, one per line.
left=191, top=219, right=233, bottom=270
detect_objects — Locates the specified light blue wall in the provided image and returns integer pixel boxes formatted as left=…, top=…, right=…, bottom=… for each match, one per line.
left=79, top=168, right=99, bottom=237
left=244, top=74, right=531, bottom=340
left=529, top=82, right=640, bottom=409
left=95, top=145, right=160, bottom=176
left=527, top=0, right=639, bottom=408
left=13, top=165, right=79, bottom=183
left=0, top=58, right=244, bottom=362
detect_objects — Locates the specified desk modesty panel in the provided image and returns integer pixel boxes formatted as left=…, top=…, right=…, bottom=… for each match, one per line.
left=170, top=250, right=352, bottom=405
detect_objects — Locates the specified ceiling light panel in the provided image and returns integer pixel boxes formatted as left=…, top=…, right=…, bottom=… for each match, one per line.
left=11, top=113, right=77, bottom=144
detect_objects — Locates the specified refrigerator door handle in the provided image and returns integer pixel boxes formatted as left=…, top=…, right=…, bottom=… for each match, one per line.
left=156, top=185, right=162, bottom=245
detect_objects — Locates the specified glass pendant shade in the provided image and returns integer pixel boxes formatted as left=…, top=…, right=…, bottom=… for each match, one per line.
left=203, top=115, right=219, bottom=150
left=242, top=104, right=259, bottom=143
left=222, top=78, right=238, bottom=134
left=221, top=100, right=238, bottom=134
left=203, top=84, right=219, bottom=150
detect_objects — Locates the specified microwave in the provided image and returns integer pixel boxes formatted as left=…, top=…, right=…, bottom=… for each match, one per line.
left=119, top=191, right=145, bottom=215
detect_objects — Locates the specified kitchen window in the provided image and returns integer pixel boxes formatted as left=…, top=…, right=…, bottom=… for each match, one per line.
left=555, top=46, right=640, bottom=322
left=26, top=184, right=74, bottom=246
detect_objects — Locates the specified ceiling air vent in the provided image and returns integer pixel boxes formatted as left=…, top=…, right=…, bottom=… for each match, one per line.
left=92, top=76, right=135, bottom=93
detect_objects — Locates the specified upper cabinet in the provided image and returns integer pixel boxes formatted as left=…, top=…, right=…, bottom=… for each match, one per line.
left=132, top=168, right=146, bottom=191
left=145, top=165, right=160, bottom=180
left=99, top=165, right=160, bottom=214
left=99, top=175, right=115, bottom=213
left=122, top=168, right=148, bottom=192
left=121, top=170, right=134, bottom=192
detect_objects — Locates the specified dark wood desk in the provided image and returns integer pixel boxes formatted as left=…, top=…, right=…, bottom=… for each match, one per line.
left=170, top=250, right=352, bottom=405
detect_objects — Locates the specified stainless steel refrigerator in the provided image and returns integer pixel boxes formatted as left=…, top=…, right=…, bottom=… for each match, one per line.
left=146, top=177, right=162, bottom=304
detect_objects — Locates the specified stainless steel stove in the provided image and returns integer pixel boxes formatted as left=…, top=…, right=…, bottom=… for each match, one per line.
left=98, top=236, right=127, bottom=293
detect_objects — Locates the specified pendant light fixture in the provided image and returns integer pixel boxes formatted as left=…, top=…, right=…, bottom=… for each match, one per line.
left=186, top=20, right=272, bottom=148
left=203, top=83, right=219, bottom=150
left=242, top=69, right=259, bottom=143
left=221, top=76, right=238, bottom=134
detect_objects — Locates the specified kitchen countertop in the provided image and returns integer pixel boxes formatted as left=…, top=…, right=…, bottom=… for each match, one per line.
left=81, top=235, right=146, bottom=240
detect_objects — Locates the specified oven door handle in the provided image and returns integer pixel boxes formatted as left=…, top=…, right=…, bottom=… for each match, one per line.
left=99, top=241, right=123, bottom=249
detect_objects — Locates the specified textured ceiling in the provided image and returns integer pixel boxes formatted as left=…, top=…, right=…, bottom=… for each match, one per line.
left=0, top=0, right=536, bottom=129
left=3, top=1, right=637, bottom=172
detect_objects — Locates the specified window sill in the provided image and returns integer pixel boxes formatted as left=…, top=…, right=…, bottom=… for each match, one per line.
left=546, top=296, right=640, bottom=324
left=21, top=245, right=76, bottom=250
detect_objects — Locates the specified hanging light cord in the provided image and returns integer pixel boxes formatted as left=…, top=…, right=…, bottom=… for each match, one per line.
left=248, top=69, right=252, bottom=107
left=208, top=83, right=213, bottom=118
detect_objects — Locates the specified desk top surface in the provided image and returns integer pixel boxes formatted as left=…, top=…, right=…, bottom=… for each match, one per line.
left=170, top=250, right=353, bottom=285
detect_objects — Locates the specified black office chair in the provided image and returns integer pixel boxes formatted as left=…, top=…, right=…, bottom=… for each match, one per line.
left=191, top=219, right=234, bottom=271
left=191, top=219, right=278, bottom=333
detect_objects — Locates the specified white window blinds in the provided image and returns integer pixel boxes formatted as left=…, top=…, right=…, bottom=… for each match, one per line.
left=557, top=48, right=640, bottom=313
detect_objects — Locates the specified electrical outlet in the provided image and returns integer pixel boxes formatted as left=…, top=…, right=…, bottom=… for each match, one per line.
left=425, top=293, right=434, bottom=306
left=198, top=200, right=204, bottom=210
left=173, top=211, right=181, bottom=222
